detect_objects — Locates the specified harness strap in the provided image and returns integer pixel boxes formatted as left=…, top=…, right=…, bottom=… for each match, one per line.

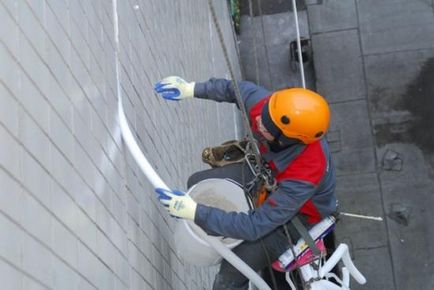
left=291, top=216, right=321, bottom=256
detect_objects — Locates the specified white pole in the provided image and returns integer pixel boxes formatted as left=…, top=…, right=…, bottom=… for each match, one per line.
left=291, top=0, right=306, bottom=88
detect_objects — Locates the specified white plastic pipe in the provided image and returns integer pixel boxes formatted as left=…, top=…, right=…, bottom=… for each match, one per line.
left=196, top=233, right=272, bottom=290
left=117, top=97, right=270, bottom=290
left=342, top=267, right=350, bottom=288
left=117, top=100, right=169, bottom=190
left=340, top=245, right=367, bottom=285
left=319, top=244, right=366, bottom=285
left=112, top=2, right=271, bottom=289
left=118, top=98, right=272, bottom=289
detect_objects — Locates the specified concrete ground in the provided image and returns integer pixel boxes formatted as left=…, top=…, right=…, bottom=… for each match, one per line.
left=239, top=7, right=315, bottom=90
left=238, top=0, right=434, bottom=289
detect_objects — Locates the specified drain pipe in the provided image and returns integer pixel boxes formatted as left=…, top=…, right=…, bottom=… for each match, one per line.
left=112, top=1, right=270, bottom=289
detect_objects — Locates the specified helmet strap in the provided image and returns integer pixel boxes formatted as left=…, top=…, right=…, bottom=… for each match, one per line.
left=261, top=102, right=282, bottom=138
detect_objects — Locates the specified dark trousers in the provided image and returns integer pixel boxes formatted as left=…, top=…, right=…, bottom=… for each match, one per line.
left=187, top=163, right=309, bottom=290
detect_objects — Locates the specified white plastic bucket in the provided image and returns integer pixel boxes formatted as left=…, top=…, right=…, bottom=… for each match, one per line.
left=174, top=178, right=250, bottom=266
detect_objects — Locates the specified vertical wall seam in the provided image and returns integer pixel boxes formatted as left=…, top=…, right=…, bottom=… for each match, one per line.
left=354, top=1, right=398, bottom=289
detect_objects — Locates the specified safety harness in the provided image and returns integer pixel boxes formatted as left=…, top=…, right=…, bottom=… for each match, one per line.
left=200, top=138, right=322, bottom=260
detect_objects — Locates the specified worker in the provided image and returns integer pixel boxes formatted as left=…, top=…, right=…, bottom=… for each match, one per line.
left=154, top=76, right=337, bottom=290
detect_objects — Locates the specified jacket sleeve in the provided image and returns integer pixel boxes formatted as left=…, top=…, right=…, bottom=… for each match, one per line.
left=194, top=180, right=316, bottom=241
left=194, top=78, right=271, bottom=110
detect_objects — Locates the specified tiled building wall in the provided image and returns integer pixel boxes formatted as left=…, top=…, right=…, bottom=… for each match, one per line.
left=0, top=0, right=241, bottom=289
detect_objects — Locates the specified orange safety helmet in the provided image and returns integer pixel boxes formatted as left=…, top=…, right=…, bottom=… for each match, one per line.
left=261, top=88, right=330, bottom=144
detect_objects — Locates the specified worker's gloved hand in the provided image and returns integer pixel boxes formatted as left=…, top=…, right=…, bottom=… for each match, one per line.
left=154, top=76, right=195, bottom=100
left=155, top=188, right=197, bottom=220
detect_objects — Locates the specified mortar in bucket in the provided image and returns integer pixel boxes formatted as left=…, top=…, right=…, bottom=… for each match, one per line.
left=174, top=178, right=250, bottom=266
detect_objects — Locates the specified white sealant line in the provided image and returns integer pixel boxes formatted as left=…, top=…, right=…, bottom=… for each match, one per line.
left=111, top=2, right=271, bottom=289
left=340, top=212, right=384, bottom=221
left=112, top=0, right=170, bottom=191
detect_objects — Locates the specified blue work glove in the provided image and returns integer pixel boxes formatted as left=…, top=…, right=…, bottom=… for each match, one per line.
left=155, top=188, right=197, bottom=220
left=154, top=76, right=195, bottom=101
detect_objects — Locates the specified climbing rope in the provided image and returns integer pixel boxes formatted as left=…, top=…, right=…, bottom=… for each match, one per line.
left=207, top=0, right=254, bottom=144
left=207, top=0, right=271, bottom=185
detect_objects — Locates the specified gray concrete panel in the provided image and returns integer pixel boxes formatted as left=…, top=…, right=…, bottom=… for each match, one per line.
left=329, top=100, right=373, bottom=150
left=332, top=148, right=376, bottom=176
left=335, top=173, right=387, bottom=249
left=365, top=49, right=434, bottom=118
left=239, top=12, right=313, bottom=91
left=351, top=247, right=395, bottom=290
left=312, top=30, right=366, bottom=103
left=261, top=11, right=309, bottom=47
left=377, top=144, right=434, bottom=290
left=307, top=0, right=358, bottom=34
left=266, top=42, right=306, bottom=89
left=364, top=50, right=434, bottom=153
left=329, top=100, right=376, bottom=175
left=238, top=31, right=274, bottom=89
left=358, top=0, right=434, bottom=55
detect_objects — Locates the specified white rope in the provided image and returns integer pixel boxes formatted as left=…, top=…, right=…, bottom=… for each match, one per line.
left=291, top=0, right=306, bottom=88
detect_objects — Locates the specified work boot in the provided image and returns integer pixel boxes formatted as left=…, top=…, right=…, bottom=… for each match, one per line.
left=202, top=140, right=248, bottom=168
